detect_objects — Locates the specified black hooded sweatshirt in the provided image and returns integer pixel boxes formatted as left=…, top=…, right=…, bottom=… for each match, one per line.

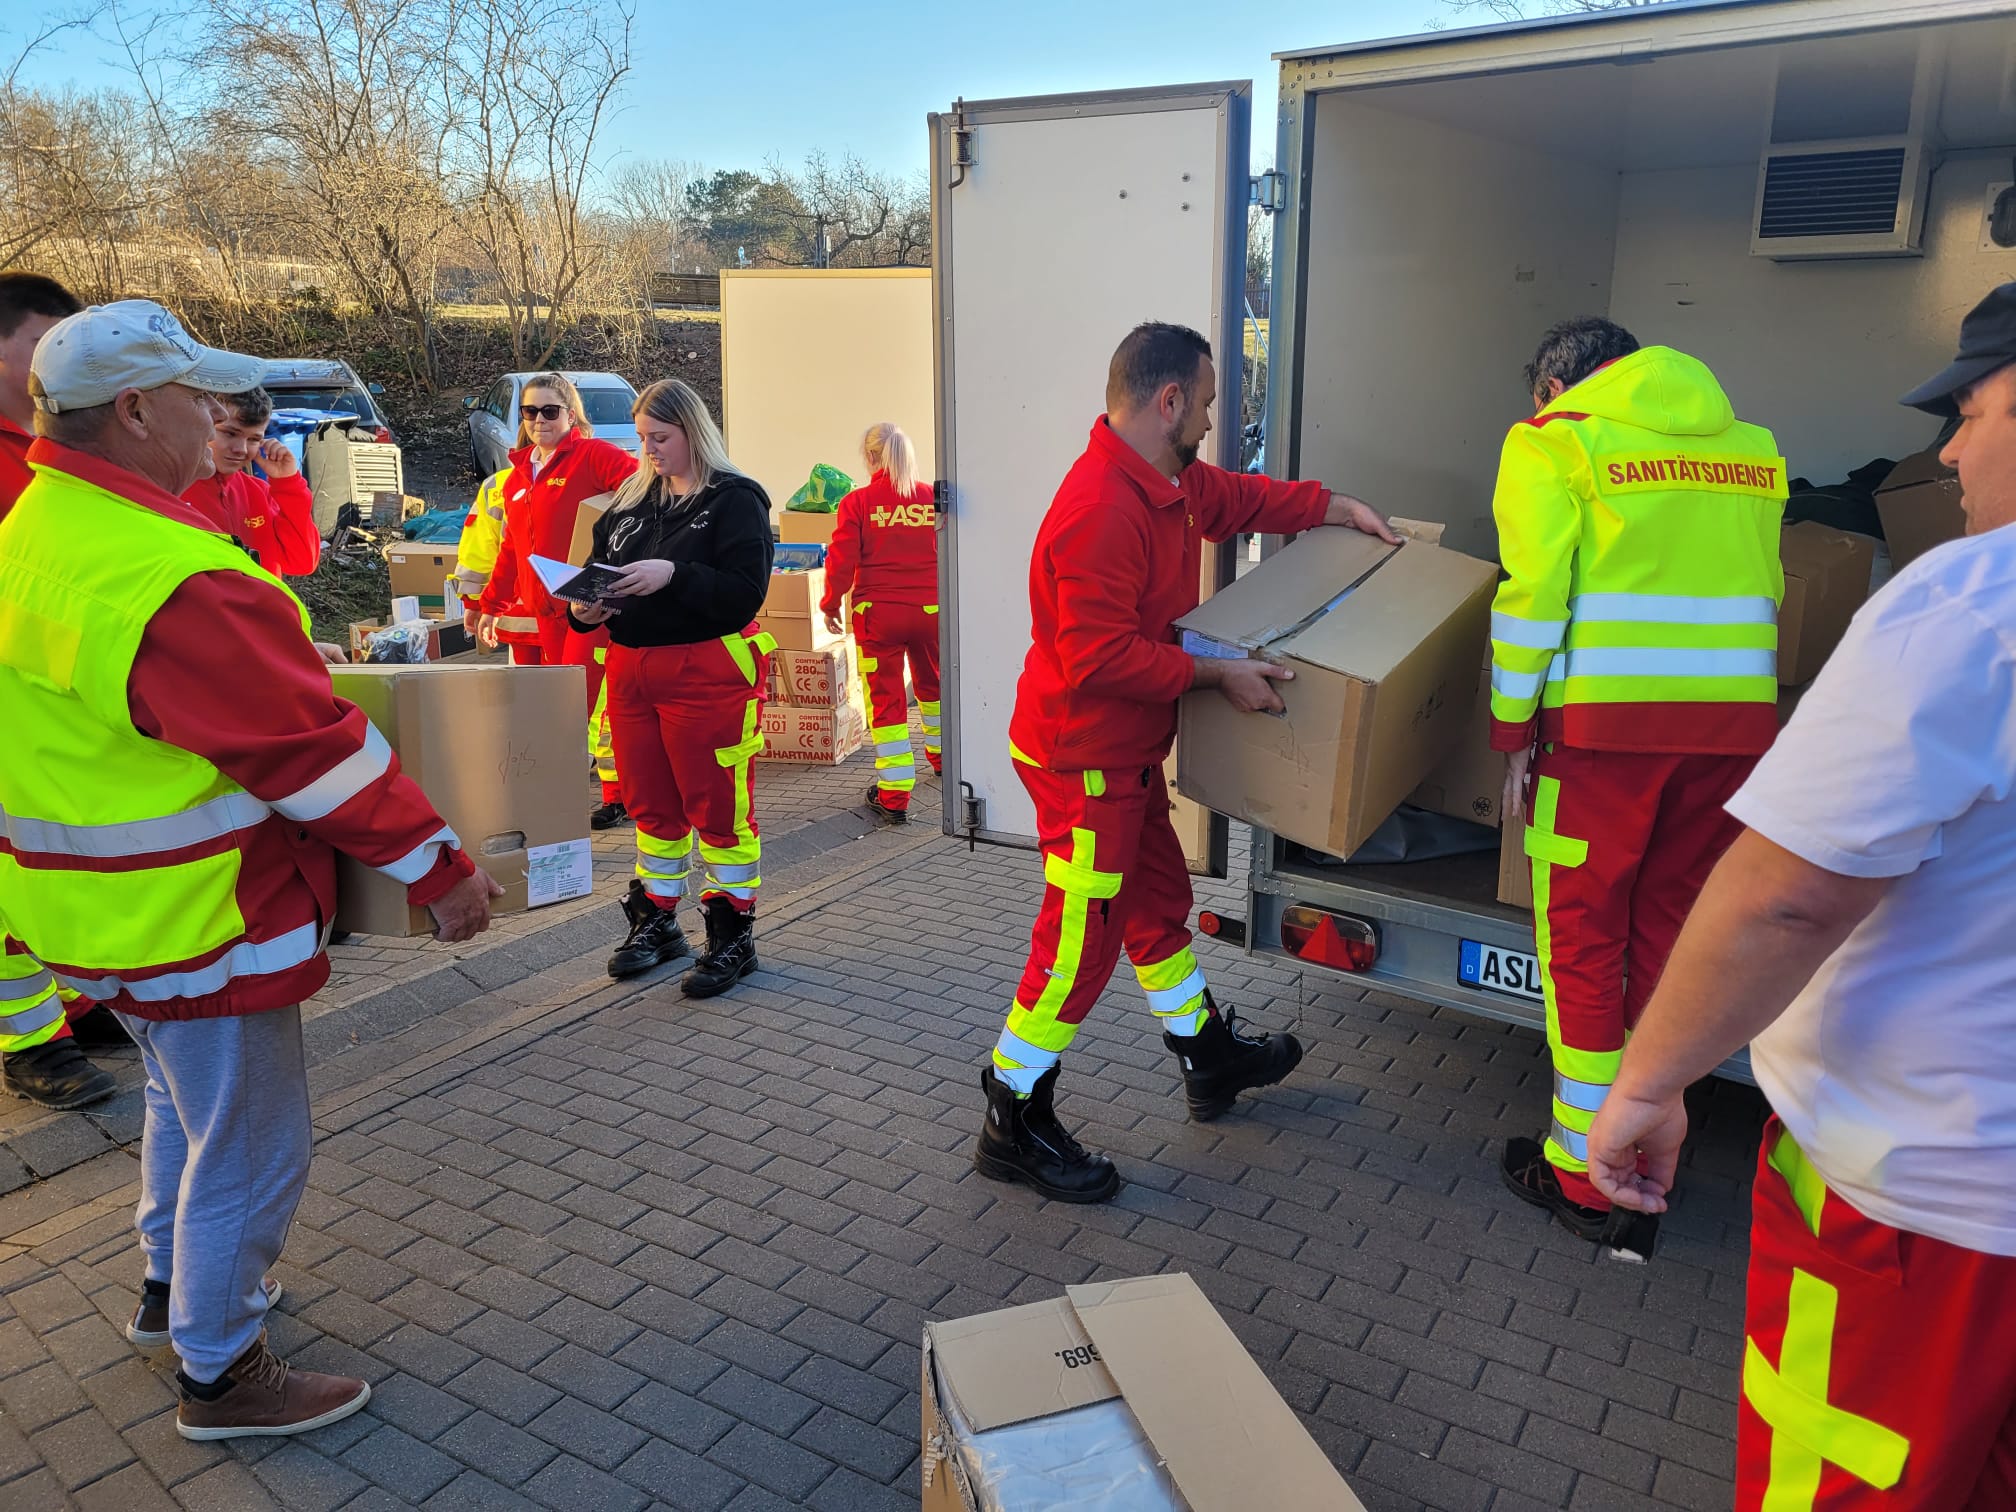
left=568, top=473, right=775, bottom=648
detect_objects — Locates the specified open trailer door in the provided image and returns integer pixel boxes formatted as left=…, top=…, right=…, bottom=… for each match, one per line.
left=929, top=82, right=1251, bottom=862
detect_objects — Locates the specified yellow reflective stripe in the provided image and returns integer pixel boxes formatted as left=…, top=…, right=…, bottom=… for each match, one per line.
left=716, top=696, right=761, bottom=874
left=722, top=634, right=756, bottom=685
left=1744, top=1271, right=1910, bottom=1502
left=1545, top=1123, right=1589, bottom=1171
left=637, top=830, right=693, bottom=861
left=1005, top=1000, right=1081, bottom=1054
left=1524, top=828, right=1588, bottom=868
left=1530, top=776, right=1620, bottom=1093
left=1082, top=769, right=1106, bottom=798
left=854, top=600, right=872, bottom=615
left=1043, top=830, right=1123, bottom=900
left=1136, top=950, right=1200, bottom=993
left=1008, top=740, right=1039, bottom=767
left=1541, top=673, right=1778, bottom=708
left=924, top=604, right=940, bottom=614
left=1769, top=1129, right=1828, bottom=1239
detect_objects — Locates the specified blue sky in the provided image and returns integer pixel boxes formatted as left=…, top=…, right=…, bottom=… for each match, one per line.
left=11, top=0, right=1451, bottom=178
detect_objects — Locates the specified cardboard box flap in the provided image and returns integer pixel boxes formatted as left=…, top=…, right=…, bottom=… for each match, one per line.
left=1286, top=542, right=1499, bottom=682
left=1069, top=1275, right=1367, bottom=1511
left=926, top=1296, right=1120, bottom=1433
left=1781, top=521, right=1875, bottom=576
left=1877, top=449, right=1955, bottom=493
left=1176, top=531, right=1395, bottom=655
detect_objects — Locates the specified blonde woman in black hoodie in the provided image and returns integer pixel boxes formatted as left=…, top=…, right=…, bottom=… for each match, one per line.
left=571, top=379, right=775, bottom=995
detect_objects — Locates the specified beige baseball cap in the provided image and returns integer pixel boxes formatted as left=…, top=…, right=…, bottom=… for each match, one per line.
left=30, top=300, right=265, bottom=414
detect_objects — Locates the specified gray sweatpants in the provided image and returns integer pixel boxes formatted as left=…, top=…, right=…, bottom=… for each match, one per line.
left=117, top=1006, right=312, bottom=1383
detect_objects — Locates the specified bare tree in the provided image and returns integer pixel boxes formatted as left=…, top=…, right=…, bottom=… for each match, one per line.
left=1443, top=0, right=1673, bottom=20
left=449, top=0, right=635, bottom=369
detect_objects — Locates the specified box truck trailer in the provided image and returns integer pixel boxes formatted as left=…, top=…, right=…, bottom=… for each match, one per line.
left=930, top=0, right=2016, bottom=1077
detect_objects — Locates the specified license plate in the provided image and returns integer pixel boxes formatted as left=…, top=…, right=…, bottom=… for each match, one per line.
left=1458, top=939, right=1545, bottom=1003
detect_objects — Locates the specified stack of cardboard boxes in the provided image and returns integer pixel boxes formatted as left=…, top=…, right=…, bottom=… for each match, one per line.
left=756, top=546, right=867, bottom=764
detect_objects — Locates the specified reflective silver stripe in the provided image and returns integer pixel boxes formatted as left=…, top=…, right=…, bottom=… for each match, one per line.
left=485, top=504, right=504, bottom=521
left=873, top=739, right=912, bottom=756
left=1554, top=1072, right=1609, bottom=1114
left=1571, top=592, right=1776, bottom=626
left=708, top=883, right=758, bottom=900
left=1548, top=1120, right=1589, bottom=1163
left=1143, top=968, right=1208, bottom=1015
left=876, top=761, right=916, bottom=782
left=1490, top=666, right=1546, bottom=700
left=993, top=1025, right=1060, bottom=1069
left=1562, top=647, right=1775, bottom=681
left=57, top=922, right=322, bottom=1004
left=274, top=726, right=392, bottom=823
left=373, top=828, right=459, bottom=885
left=705, top=860, right=760, bottom=885
left=1491, top=612, right=1569, bottom=650
left=0, top=790, right=270, bottom=859
left=0, top=967, right=56, bottom=1002
left=640, top=876, right=685, bottom=899
left=0, top=997, right=64, bottom=1040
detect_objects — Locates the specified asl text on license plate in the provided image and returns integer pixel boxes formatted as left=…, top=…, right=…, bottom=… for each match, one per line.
left=1458, top=939, right=1544, bottom=1002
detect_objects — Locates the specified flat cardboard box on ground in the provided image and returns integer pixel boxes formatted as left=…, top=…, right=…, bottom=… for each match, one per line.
left=1174, top=532, right=1498, bottom=860
left=1875, top=447, right=1966, bottom=570
left=922, top=1273, right=1365, bottom=1512
left=1778, top=523, right=1875, bottom=686
left=777, top=509, right=839, bottom=545
left=329, top=664, right=593, bottom=936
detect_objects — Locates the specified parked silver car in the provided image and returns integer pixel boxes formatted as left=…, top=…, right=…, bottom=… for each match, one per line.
left=465, top=371, right=640, bottom=476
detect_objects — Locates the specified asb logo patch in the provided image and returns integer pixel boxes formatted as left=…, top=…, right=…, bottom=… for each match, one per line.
left=871, top=502, right=933, bottom=528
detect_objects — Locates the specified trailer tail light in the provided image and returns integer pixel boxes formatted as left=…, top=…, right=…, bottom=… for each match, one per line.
left=1279, top=905, right=1378, bottom=972
left=373, top=426, right=393, bottom=444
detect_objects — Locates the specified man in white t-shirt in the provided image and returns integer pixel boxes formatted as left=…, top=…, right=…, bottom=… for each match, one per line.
left=1585, top=281, right=2016, bottom=1510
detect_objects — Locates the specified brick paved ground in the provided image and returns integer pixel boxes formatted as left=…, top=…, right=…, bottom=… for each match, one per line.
left=0, top=761, right=1767, bottom=1511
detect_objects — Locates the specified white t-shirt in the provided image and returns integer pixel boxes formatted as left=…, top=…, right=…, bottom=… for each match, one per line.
left=1730, top=525, right=2016, bottom=1256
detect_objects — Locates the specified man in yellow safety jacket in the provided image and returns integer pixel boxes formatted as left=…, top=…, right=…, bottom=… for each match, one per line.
left=1489, top=318, right=1786, bottom=1260
left=456, top=466, right=623, bottom=827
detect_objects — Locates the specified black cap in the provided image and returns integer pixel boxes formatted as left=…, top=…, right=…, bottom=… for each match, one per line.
left=1902, top=282, right=2016, bottom=415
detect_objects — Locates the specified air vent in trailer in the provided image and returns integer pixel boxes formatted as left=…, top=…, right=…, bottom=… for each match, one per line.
left=1752, top=137, right=1930, bottom=261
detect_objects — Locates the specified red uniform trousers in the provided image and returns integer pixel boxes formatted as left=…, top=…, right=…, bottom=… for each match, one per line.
left=518, top=617, right=617, bottom=800
left=1526, top=744, right=1754, bottom=1207
left=854, top=600, right=941, bottom=811
left=989, top=757, right=1209, bottom=1093
left=1739, top=1120, right=2016, bottom=1510
left=606, top=632, right=769, bottom=914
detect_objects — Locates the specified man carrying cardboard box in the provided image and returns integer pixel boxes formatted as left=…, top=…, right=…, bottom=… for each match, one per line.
left=0, top=300, right=500, bottom=1439
left=1586, top=284, right=2016, bottom=1508
left=975, top=321, right=1397, bottom=1203
left=1488, top=318, right=1787, bottom=1260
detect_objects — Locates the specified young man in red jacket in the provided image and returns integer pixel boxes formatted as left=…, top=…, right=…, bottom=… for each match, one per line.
left=975, top=322, right=1398, bottom=1202
left=181, top=385, right=321, bottom=576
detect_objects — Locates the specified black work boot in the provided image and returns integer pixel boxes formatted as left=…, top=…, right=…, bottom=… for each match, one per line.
left=1500, top=1135, right=1660, bottom=1262
left=607, top=880, right=691, bottom=980
left=3, top=1038, right=118, bottom=1110
left=681, top=896, right=757, bottom=999
left=590, top=798, right=630, bottom=831
left=1163, top=997, right=1305, bottom=1121
left=973, top=1065, right=1121, bottom=1203
left=864, top=784, right=907, bottom=825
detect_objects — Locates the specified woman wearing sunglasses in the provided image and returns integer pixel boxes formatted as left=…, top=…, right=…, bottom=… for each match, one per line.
left=477, top=373, right=639, bottom=823
left=568, top=379, right=775, bottom=998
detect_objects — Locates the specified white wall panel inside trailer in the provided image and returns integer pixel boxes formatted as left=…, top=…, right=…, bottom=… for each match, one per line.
left=719, top=270, right=935, bottom=515
left=1295, top=96, right=1621, bottom=560
left=1607, top=151, right=2016, bottom=481
left=941, top=100, right=1236, bottom=845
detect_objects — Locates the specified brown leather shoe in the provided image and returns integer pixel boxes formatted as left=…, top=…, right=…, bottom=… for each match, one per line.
left=175, top=1333, right=369, bottom=1440
left=129, top=1275, right=282, bottom=1349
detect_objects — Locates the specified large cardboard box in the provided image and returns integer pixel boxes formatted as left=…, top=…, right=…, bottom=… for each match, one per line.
left=1174, top=533, right=1498, bottom=861
left=1407, top=649, right=1502, bottom=827
left=329, top=664, right=594, bottom=936
left=384, top=547, right=456, bottom=615
left=921, top=1274, right=1365, bottom=1512
left=778, top=509, right=839, bottom=546
left=758, top=702, right=866, bottom=764
left=1778, top=523, right=1875, bottom=687
left=769, top=644, right=856, bottom=708
left=760, top=565, right=846, bottom=651
left=1875, top=448, right=1966, bottom=570
left=566, top=491, right=618, bottom=566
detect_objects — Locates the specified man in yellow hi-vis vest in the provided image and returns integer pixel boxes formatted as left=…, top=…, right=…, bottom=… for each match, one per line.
left=1488, top=318, right=1786, bottom=1260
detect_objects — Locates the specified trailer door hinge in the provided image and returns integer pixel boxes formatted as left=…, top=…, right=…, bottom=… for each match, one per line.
left=932, top=479, right=951, bottom=516
left=1250, top=170, right=1287, bottom=214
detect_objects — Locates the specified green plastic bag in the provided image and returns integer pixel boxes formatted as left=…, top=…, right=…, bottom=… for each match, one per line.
left=784, top=462, right=854, bottom=514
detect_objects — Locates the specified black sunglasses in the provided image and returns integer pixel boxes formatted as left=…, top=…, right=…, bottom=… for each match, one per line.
left=519, top=403, right=567, bottom=421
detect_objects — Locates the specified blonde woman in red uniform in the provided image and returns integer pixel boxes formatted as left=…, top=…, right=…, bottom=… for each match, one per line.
left=821, top=423, right=940, bottom=821
left=477, top=373, right=636, bottom=823
left=571, top=380, right=775, bottom=996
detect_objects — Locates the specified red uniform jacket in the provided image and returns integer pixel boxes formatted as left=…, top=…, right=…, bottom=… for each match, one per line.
left=0, top=415, right=32, bottom=515
left=14, top=440, right=473, bottom=1019
left=479, top=430, right=637, bottom=629
left=181, top=468, right=321, bottom=576
left=820, top=471, right=938, bottom=615
left=1009, top=418, right=1330, bottom=772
